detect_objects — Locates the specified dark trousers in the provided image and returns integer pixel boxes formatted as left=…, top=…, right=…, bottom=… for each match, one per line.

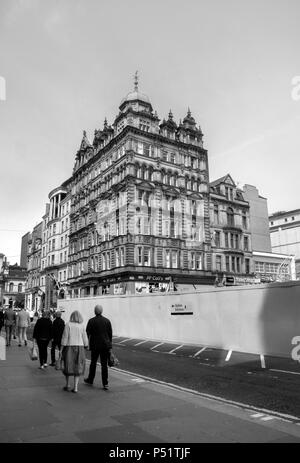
left=5, top=325, right=13, bottom=345
left=51, top=340, right=61, bottom=363
left=87, top=348, right=109, bottom=386
left=37, top=339, right=49, bottom=366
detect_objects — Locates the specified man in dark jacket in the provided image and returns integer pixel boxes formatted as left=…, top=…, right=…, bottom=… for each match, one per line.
left=4, top=307, right=16, bottom=346
left=50, top=311, right=65, bottom=366
left=84, top=305, right=112, bottom=390
left=32, top=311, right=53, bottom=369
left=0, top=308, right=4, bottom=334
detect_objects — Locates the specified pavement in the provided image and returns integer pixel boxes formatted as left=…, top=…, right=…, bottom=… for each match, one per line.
left=1, top=335, right=300, bottom=444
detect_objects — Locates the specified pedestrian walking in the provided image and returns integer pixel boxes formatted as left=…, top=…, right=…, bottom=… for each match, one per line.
left=32, top=310, right=53, bottom=369
left=16, top=307, right=31, bottom=346
left=84, top=305, right=112, bottom=391
left=0, top=308, right=4, bottom=335
left=12, top=308, right=19, bottom=339
left=4, top=307, right=16, bottom=346
left=60, top=310, right=88, bottom=393
left=50, top=311, right=65, bottom=366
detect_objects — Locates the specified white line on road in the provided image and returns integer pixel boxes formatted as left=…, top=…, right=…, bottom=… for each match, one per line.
left=151, top=343, right=164, bottom=350
left=118, top=338, right=132, bottom=344
left=167, top=344, right=184, bottom=354
left=225, top=350, right=232, bottom=362
left=113, top=366, right=300, bottom=424
left=193, top=347, right=206, bottom=357
left=260, top=354, right=266, bottom=369
left=251, top=413, right=265, bottom=418
left=134, top=340, right=148, bottom=346
left=261, top=416, right=275, bottom=421
left=270, top=369, right=300, bottom=376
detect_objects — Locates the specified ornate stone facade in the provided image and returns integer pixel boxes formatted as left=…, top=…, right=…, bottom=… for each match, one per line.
left=67, top=80, right=214, bottom=296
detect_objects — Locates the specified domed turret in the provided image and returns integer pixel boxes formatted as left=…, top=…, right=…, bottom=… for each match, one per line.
left=119, top=71, right=152, bottom=111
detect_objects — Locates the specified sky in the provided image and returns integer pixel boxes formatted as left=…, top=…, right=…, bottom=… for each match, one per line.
left=0, top=0, right=299, bottom=264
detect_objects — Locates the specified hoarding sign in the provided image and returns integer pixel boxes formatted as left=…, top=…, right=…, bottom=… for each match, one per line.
left=170, top=303, right=193, bottom=315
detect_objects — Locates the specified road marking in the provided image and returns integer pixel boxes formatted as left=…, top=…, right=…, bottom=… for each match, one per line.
left=118, top=338, right=132, bottom=344
left=193, top=347, right=206, bottom=357
left=134, top=340, right=148, bottom=346
left=167, top=344, right=184, bottom=354
left=261, top=416, right=275, bottom=421
left=225, top=350, right=232, bottom=362
left=260, top=354, right=266, bottom=369
left=251, top=413, right=265, bottom=418
left=270, top=369, right=300, bottom=376
left=131, top=378, right=145, bottom=383
left=151, top=343, right=164, bottom=350
left=114, top=367, right=300, bottom=424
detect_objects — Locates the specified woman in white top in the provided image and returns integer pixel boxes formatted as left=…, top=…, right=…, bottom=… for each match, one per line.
left=61, top=310, right=88, bottom=393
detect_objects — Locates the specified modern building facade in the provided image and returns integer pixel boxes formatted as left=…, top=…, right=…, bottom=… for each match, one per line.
left=67, top=80, right=214, bottom=297
left=269, top=209, right=300, bottom=279
left=243, top=184, right=272, bottom=253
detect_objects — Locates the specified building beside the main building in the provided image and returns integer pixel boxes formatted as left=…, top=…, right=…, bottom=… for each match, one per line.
left=2, top=261, right=26, bottom=308
left=269, top=209, right=300, bottom=280
left=209, top=174, right=254, bottom=285
left=25, top=221, right=43, bottom=312
left=243, top=186, right=297, bottom=282
left=67, top=80, right=213, bottom=296
left=40, top=186, right=71, bottom=309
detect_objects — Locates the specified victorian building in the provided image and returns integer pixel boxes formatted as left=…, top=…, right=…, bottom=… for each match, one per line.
left=0, top=255, right=26, bottom=308
left=209, top=174, right=254, bottom=284
left=40, top=185, right=71, bottom=309
left=68, top=77, right=213, bottom=296
left=25, top=221, right=42, bottom=312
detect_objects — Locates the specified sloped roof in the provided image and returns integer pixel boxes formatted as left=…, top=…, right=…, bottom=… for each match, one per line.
left=210, top=174, right=236, bottom=187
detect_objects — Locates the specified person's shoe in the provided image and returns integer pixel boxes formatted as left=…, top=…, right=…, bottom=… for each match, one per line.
left=63, top=386, right=71, bottom=391
left=84, top=378, right=93, bottom=385
left=102, top=385, right=109, bottom=390
left=24, top=341, right=27, bottom=346
left=13, top=336, right=16, bottom=339
left=71, top=389, right=78, bottom=393
left=18, top=344, right=21, bottom=347
left=39, top=366, right=44, bottom=370
left=43, top=363, right=48, bottom=367
left=49, top=363, right=55, bottom=366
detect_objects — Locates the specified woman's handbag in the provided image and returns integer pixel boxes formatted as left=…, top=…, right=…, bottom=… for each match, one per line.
left=108, top=350, right=119, bottom=367
left=29, top=342, right=38, bottom=361
left=55, top=352, right=63, bottom=371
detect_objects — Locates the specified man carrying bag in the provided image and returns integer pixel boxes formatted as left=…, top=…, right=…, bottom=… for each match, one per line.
left=84, top=305, right=112, bottom=390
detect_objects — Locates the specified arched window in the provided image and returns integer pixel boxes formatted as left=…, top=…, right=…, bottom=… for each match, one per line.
left=18, top=283, right=22, bottom=293
left=227, top=207, right=234, bottom=227
left=9, top=283, right=14, bottom=292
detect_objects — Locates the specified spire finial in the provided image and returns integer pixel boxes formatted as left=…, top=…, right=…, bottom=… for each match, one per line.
left=168, top=109, right=173, bottom=120
left=83, top=130, right=87, bottom=137
left=134, top=70, right=139, bottom=91
left=187, top=107, right=191, bottom=117
left=104, top=117, right=108, bottom=129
